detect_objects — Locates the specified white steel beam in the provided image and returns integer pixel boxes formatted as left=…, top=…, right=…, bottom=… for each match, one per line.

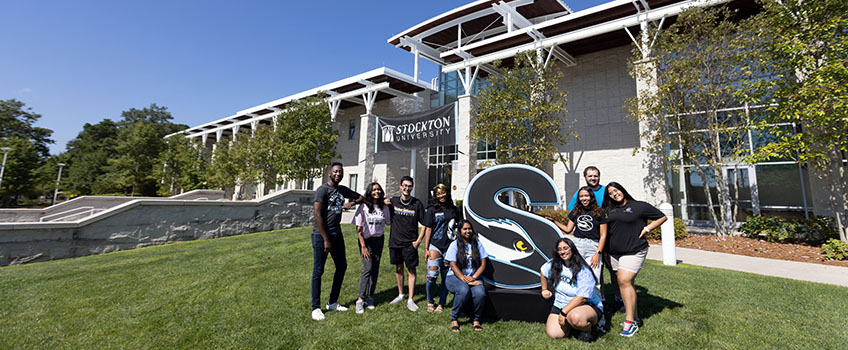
left=399, top=36, right=446, bottom=64
left=442, top=0, right=729, bottom=73
left=328, top=82, right=390, bottom=104
left=328, top=100, right=341, bottom=121
left=383, top=87, right=424, bottom=102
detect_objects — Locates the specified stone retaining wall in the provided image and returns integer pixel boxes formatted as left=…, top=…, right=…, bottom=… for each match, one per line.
left=0, top=189, right=313, bottom=266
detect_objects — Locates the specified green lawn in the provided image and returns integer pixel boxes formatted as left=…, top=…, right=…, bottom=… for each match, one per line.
left=1, top=224, right=845, bottom=349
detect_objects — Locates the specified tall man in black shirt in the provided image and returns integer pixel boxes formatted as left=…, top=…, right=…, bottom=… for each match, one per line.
left=386, top=176, right=428, bottom=312
left=311, top=162, right=363, bottom=321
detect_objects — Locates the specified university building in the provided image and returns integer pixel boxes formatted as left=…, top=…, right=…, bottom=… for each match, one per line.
left=170, top=0, right=831, bottom=224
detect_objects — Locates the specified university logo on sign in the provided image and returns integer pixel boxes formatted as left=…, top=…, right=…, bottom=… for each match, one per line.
left=375, top=103, right=456, bottom=152
left=380, top=125, right=396, bottom=142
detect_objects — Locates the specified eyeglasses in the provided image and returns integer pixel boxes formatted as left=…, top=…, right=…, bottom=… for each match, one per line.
left=401, top=184, right=413, bottom=189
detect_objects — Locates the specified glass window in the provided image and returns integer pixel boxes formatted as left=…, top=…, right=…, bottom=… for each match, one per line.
left=756, top=164, right=807, bottom=208
left=348, top=119, right=356, bottom=140
left=349, top=174, right=358, bottom=193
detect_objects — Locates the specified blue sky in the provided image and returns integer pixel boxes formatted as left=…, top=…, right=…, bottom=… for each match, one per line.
left=1, top=0, right=605, bottom=155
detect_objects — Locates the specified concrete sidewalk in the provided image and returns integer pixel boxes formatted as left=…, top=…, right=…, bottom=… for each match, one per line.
left=647, top=244, right=848, bottom=288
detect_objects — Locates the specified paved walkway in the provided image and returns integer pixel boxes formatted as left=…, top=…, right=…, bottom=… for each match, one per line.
left=647, top=244, right=848, bottom=288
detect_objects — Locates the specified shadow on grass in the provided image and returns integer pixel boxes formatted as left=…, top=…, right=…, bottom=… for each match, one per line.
left=350, top=272, right=430, bottom=307
left=602, top=284, right=684, bottom=330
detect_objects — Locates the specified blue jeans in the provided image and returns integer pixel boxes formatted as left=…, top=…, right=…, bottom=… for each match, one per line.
left=311, top=233, right=347, bottom=310
left=445, top=274, right=486, bottom=321
left=425, top=247, right=449, bottom=306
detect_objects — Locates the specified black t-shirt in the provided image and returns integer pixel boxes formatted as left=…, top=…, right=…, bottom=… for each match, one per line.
left=388, top=196, right=426, bottom=248
left=312, top=183, right=358, bottom=236
left=567, top=207, right=608, bottom=241
left=424, top=204, right=461, bottom=252
left=606, top=200, right=665, bottom=256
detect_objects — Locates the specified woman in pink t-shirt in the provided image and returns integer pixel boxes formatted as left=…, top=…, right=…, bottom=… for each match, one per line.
left=351, top=182, right=391, bottom=314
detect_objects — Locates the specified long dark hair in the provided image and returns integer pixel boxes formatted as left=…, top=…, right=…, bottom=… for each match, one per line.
left=548, top=238, right=595, bottom=291
left=364, top=182, right=385, bottom=212
left=455, top=220, right=481, bottom=272
left=602, top=181, right=635, bottom=208
left=572, top=186, right=603, bottom=217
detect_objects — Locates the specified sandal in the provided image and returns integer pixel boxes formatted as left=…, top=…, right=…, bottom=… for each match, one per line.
left=473, top=323, right=483, bottom=331
left=450, top=321, right=460, bottom=333
left=427, top=303, right=435, bottom=313
left=434, top=305, right=444, bottom=314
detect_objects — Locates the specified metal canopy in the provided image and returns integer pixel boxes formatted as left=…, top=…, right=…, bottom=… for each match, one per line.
left=390, top=0, right=754, bottom=72
left=167, top=67, right=434, bottom=140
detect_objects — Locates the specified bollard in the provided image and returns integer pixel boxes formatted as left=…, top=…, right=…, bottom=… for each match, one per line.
left=658, top=203, right=677, bottom=266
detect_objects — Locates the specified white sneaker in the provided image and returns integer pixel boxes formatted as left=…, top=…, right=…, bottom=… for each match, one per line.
left=326, top=302, right=348, bottom=311
left=407, top=299, right=418, bottom=312
left=390, top=294, right=406, bottom=305
left=311, top=308, right=325, bottom=321
left=355, top=300, right=365, bottom=314
left=366, top=298, right=375, bottom=310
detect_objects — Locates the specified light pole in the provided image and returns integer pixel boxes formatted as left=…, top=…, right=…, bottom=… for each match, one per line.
left=52, top=163, right=66, bottom=206
left=0, top=147, right=12, bottom=191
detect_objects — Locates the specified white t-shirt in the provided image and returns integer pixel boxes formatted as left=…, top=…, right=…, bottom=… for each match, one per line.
left=351, top=203, right=390, bottom=239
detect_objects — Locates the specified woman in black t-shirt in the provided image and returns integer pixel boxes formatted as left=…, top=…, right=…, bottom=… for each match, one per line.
left=602, top=182, right=667, bottom=337
left=423, top=184, right=461, bottom=314
left=547, top=186, right=607, bottom=296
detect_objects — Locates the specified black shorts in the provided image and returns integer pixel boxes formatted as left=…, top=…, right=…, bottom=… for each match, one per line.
left=550, top=304, right=603, bottom=321
left=389, top=244, right=419, bottom=269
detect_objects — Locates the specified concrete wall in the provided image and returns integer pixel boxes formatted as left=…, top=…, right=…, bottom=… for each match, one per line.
left=0, top=189, right=313, bottom=266
left=553, top=45, right=666, bottom=205
left=0, top=190, right=226, bottom=223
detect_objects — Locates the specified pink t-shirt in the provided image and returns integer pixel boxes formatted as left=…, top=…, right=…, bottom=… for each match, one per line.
left=351, top=203, right=391, bottom=239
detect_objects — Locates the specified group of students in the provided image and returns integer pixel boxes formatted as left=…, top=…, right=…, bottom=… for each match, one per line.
left=543, top=165, right=667, bottom=340
left=310, top=162, right=666, bottom=340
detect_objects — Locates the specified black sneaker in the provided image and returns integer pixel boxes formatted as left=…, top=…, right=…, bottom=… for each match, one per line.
left=577, top=331, right=595, bottom=342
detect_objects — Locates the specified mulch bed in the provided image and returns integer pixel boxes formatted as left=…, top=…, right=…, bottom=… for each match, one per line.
left=648, top=234, right=848, bottom=268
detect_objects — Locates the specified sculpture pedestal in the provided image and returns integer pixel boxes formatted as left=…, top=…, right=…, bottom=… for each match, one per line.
left=484, top=286, right=552, bottom=322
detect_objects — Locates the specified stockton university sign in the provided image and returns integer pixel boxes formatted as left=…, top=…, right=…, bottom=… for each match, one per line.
left=376, top=104, right=456, bottom=152
left=464, top=164, right=563, bottom=322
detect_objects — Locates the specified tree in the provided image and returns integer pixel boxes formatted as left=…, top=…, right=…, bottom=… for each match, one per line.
left=0, top=99, right=53, bottom=159
left=473, top=54, right=575, bottom=169
left=155, top=136, right=210, bottom=196
left=63, top=120, right=121, bottom=195
left=106, top=105, right=187, bottom=196
left=629, top=6, right=755, bottom=236
left=0, top=137, right=42, bottom=206
left=0, top=100, right=54, bottom=206
left=207, top=140, right=241, bottom=194
left=745, top=0, right=848, bottom=241
left=275, top=94, right=339, bottom=184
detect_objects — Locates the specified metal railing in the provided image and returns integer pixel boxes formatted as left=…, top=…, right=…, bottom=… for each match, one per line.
left=39, top=206, right=104, bottom=222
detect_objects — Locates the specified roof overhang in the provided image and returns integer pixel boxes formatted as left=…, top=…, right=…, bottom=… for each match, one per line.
left=167, top=67, right=434, bottom=139
left=390, top=0, right=758, bottom=72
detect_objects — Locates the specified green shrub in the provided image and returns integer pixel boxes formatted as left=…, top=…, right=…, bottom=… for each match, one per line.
left=739, top=215, right=837, bottom=244
left=536, top=209, right=570, bottom=224
left=645, top=217, right=688, bottom=240
left=821, top=239, right=848, bottom=260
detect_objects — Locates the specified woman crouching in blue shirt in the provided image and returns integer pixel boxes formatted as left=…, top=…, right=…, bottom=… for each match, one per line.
left=540, top=237, right=604, bottom=342
left=444, top=219, right=488, bottom=332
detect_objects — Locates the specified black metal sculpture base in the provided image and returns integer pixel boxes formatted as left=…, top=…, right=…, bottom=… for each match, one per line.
left=484, top=286, right=553, bottom=323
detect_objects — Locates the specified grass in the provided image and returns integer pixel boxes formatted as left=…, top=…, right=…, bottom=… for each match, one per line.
left=1, top=224, right=846, bottom=349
